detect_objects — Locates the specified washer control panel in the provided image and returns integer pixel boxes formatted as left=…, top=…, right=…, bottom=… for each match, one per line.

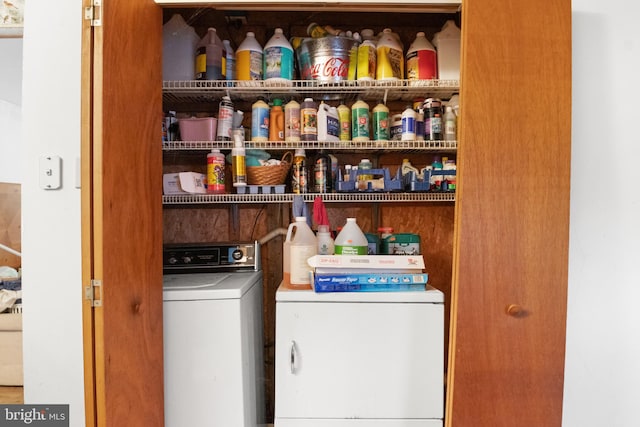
left=163, top=241, right=260, bottom=273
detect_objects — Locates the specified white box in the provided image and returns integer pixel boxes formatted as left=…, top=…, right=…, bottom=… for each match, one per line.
left=162, top=172, right=207, bottom=195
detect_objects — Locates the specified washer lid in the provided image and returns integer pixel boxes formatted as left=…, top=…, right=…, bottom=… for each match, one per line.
left=163, top=271, right=262, bottom=301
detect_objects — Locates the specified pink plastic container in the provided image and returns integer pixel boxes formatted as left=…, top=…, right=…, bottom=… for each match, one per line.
left=179, top=117, right=218, bottom=141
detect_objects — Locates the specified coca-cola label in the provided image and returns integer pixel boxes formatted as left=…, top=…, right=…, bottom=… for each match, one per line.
left=304, top=57, right=349, bottom=80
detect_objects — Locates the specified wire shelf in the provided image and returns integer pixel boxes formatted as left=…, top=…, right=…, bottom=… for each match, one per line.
left=162, top=192, right=455, bottom=205
left=162, top=139, right=457, bottom=153
left=163, top=79, right=460, bottom=104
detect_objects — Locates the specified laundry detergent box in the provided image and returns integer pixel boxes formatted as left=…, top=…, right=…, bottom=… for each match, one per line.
left=313, top=272, right=429, bottom=293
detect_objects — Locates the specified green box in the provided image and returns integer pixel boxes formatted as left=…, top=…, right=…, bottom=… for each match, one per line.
left=380, top=233, right=421, bottom=255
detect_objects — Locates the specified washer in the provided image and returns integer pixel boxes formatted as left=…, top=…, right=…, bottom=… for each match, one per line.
left=163, top=243, right=265, bottom=427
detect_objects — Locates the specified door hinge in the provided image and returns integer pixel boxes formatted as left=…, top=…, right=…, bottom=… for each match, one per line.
left=85, top=279, right=103, bottom=307
left=84, top=0, right=102, bottom=27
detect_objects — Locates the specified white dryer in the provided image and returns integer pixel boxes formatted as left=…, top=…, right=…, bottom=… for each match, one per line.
left=163, top=242, right=265, bottom=427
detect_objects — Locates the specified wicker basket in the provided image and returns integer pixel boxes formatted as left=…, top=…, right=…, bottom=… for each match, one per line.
left=246, top=151, right=293, bottom=185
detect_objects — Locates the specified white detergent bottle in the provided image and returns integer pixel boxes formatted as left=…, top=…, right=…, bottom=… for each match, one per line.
left=317, top=101, right=340, bottom=142
left=334, top=218, right=368, bottom=255
left=162, top=14, right=199, bottom=81
left=236, top=31, right=263, bottom=81
left=285, top=217, right=317, bottom=286
left=263, top=28, right=294, bottom=84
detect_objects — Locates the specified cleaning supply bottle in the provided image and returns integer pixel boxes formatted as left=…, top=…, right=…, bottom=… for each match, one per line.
left=291, top=148, right=309, bottom=194
left=284, top=217, right=317, bottom=286
left=376, top=28, right=404, bottom=81
left=231, top=131, right=247, bottom=187
left=351, top=98, right=370, bottom=142
left=430, top=155, right=443, bottom=190
left=284, top=99, right=301, bottom=141
left=195, top=27, right=226, bottom=80
left=217, top=95, right=234, bottom=141
left=317, top=225, right=335, bottom=255
left=317, top=101, right=340, bottom=142
left=263, top=28, right=294, bottom=84
left=236, top=31, right=263, bottom=81
left=251, top=97, right=270, bottom=142
left=401, top=105, right=417, bottom=141
left=356, top=39, right=377, bottom=81
left=406, top=31, right=437, bottom=81
left=269, top=98, right=285, bottom=141
left=300, top=98, right=318, bottom=141
left=334, top=218, right=368, bottom=255
left=223, top=39, right=235, bottom=81
left=372, top=101, right=390, bottom=142
left=313, top=150, right=332, bottom=193
left=401, top=158, right=420, bottom=177
left=444, top=106, right=457, bottom=141
left=206, top=149, right=225, bottom=194
left=162, top=14, right=200, bottom=81
left=337, top=102, right=351, bottom=142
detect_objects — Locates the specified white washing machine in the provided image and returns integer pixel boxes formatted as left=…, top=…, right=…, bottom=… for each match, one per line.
left=163, top=242, right=265, bottom=427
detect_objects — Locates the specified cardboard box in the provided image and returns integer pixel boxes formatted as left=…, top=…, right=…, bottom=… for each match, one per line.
left=163, top=172, right=207, bottom=195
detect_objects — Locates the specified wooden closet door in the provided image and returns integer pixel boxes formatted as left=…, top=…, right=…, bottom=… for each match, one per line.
left=82, top=0, right=164, bottom=425
left=446, top=0, right=571, bottom=426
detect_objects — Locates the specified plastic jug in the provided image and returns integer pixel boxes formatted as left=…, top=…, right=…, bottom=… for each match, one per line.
left=263, top=28, right=294, bottom=83
left=317, top=102, right=340, bottom=142
left=406, top=31, right=437, bottom=81
left=195, top=27, right=226, bottom=80
left=162, top=14, right=200, bottom=81
left=236, top=31, right=263, bottom=81
left=376, top=28, right=404, bottom=80
left=284, top=217, right=317, bottom=286
left=334, top=218, right=368, bottom=255
left=269, top=98, right=285, bottom=141
left=432, top=20, right=461, bottom=81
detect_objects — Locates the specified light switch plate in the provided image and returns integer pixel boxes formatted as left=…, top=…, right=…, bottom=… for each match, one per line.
left=39, top=155, right=62, bottom=190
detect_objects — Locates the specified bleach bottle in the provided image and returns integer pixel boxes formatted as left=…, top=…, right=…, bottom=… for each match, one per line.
left=284, top=217, right=317, bottom=287
left=334, top=218, right=368, bottom=255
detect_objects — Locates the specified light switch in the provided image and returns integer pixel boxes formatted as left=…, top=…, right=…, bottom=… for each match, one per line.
left=39, top=155, right=62, bottom=190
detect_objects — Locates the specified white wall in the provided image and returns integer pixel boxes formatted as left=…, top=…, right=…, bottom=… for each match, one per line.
left=0, top=38, right=22, bottom=184
left=563, top=1, right=640, bottom=426
left=21, top=0, right=85, bottom=424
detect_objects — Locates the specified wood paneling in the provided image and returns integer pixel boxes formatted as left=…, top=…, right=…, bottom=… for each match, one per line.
left=446, top=0, right=571, bottom=426
left=90, top=0, right=164, bottom=426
